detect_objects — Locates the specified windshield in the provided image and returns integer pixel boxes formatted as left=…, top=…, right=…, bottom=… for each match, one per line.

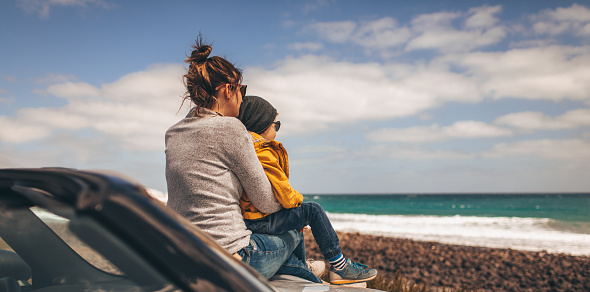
left=0, top=202, right=180, bottom=291
left=31, top=207, right=123, bottom=275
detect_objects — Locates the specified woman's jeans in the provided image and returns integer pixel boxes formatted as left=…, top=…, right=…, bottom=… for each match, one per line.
left=244, top=202, right=342, bottom=261
left=236, top=230, right=322, bottom=283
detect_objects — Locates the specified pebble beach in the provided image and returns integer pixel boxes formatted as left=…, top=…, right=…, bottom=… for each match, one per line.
left=303, top=229, right=590, bottom=292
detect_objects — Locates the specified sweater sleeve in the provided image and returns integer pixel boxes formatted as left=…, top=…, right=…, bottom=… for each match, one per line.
left=257, top=146, right=303, bottom=209
left=221, top=119, right=282, bottom=214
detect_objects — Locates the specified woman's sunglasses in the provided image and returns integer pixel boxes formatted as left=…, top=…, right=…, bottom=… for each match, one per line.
left=272, top=121, right=281, bottom=132
left=215, top=83, right=247, bottom=97
left=239, top=84, right=247, bottom=97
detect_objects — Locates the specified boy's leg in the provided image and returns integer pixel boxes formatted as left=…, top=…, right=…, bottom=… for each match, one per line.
left=244, top=208, right=308, bottom=236
left=268, top=202, right=378, bottom=284
left=269, top=202, right=342, bottom=260
left=246, top=202, right=342, bottom=259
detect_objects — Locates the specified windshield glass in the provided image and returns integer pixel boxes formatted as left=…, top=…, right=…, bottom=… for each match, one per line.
left=31, top=207, right=123, bottom=275
left=0, top=203, right=180, bottom=291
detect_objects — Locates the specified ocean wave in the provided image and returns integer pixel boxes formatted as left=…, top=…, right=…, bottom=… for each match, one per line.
left=326, top=213, right=590, bottom=256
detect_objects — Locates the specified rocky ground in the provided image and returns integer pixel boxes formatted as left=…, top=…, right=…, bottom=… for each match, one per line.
left=303, top=230, right=590, bottom=292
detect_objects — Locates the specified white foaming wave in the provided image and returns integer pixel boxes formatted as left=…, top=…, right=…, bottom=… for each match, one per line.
left=326, top=213, right=590, bottom=256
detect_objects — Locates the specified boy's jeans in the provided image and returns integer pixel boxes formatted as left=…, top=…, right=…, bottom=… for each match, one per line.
left=236, top=230, right=322, bottom=283
left=244, top=202, right=343, bottom=261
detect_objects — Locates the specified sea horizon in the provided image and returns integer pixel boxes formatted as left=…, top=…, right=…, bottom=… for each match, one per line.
left=303, top=193, right=590, bottom=256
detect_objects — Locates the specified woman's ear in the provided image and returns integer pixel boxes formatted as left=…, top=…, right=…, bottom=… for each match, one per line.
left=223, top=84, right=233, bottom=100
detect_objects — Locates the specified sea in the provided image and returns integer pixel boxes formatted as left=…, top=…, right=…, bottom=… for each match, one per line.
left=302, top=193, right=590, bottom=256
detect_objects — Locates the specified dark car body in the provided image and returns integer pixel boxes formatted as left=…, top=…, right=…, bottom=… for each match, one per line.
left=0, top=168, right=377, bottom=292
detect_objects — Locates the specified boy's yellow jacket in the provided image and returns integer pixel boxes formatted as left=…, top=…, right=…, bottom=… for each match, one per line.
left=240, top=132, right=303, bottom=220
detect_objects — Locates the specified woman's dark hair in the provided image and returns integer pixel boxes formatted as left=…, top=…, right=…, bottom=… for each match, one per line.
left=181, top=35, right=243, bottom=113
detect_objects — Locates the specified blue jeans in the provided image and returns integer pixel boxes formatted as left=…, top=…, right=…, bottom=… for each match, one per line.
left=244, top=202, right=342, bottom=261
left=236, top=230, right=322, bottom=283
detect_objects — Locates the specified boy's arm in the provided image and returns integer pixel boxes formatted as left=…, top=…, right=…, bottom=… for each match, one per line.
left=257, top=145, right=303, bottom=209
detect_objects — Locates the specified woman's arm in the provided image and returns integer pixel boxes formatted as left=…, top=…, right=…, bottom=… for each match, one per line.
left=222, top=119, right=282, bottom=214
left=257, top=145, right=303, bottom=209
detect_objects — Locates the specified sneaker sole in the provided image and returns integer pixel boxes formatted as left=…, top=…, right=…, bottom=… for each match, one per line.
left=329, top=274, right=377, bottom=285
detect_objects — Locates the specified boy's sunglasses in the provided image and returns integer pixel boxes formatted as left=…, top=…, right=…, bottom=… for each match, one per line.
left=273, top=121, right=281, bottom=132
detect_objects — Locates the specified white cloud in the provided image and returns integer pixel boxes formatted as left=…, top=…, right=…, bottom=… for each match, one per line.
left=289, top=145, right=350, bottom=166
left=41, top=82, right=101, bottom=99
left=248, top=41, right=590, bottom=135
left=366, top=121, right=512, bottom=143
left=361, top=138, right=590, bottom=161
left=308, top=21, right=357, bottom=43
left=6, top=43, right=582, bottom=149
left=406, top=5, right=506, bottom=53
left=246, top=55, right=479, bottom=136
left=509, top=38, right=559, bottom=49
left=33, top=73, right=78, bottom=84
left=365, top=108, right=590, bottom=145
left=465, top=5, right=502, bottom=28
left=43, top=131, right=119, bottom=164
left=0, top=144, right=60, bottom=168
left=531, top=4, right=590, bottom=36
left=0, top=64, right=186, bottom=150
left=307, top=5, right=506, bottom=55
left=448, top=45, right=590, bottom=101
left=494, top=109, right=590, bottom=131
left=366, top=108, right=590, bottom=144
left=288, top=42, right=324, bottom=52
left=307, top=17, right=411, bottom=56
left=410, top=11, right=461, bottom=31
left=353, top=17, right=411, bottom=51
left=0, top=116, right=49, bottom=143
left=17, top=0, right=112, bottom=18
left=302, top=0, right=334, bottom=14
left=363, top=144, right=474, bottom=160
left=484, top=139, right=590, bottom=160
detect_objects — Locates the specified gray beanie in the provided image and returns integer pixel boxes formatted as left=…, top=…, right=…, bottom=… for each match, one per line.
left=238, top=95, right=277, bottom=134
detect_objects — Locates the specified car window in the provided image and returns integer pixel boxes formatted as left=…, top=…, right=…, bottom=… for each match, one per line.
left=0, top=204, right=182, bottom=291
left=0, top=237, right=11, bottom=251
left=31, top=207, right=123, bottom=275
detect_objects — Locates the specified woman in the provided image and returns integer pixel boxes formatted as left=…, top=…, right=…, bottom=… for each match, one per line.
left=165, top=36, right=322, bottom=283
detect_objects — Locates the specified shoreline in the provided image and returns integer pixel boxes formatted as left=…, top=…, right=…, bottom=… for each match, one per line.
left=303, top=230, right=590, bottom=291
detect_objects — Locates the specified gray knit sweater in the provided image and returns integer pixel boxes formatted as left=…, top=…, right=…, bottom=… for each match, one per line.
left=165, top=107, right=281, bottom=254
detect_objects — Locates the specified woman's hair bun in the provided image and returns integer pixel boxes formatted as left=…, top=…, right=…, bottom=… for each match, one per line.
left=180, top=33, right=243, bottom=113
left=189, top=45, right=212, bottom=63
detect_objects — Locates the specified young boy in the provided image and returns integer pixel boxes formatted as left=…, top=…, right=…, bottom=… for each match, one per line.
left=237, top=95, right=378, bottom=285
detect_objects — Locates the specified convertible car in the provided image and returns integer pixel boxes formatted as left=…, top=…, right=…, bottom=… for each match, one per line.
left=0, top=168, right=378, bottom=292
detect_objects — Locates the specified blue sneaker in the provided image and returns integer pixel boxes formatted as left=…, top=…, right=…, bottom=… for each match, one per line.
left=329, top=258, right=378, bottom=284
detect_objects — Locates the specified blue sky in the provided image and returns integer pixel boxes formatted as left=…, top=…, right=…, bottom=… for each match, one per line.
left=1, top=0, right=590, bottom=194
